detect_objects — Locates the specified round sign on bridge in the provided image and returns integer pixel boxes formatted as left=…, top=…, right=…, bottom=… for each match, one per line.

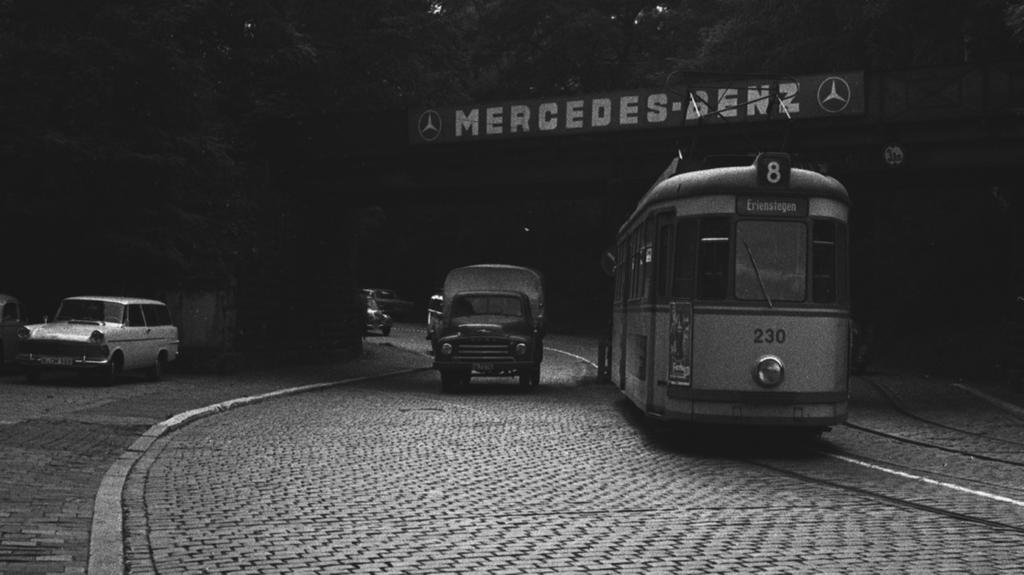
left=883, top=143, right=905, bottom=167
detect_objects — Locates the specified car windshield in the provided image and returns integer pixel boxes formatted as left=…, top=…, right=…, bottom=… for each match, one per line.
left=55, top=299, right=124, bottom=323
left=451, top=295, right=524, bottom=318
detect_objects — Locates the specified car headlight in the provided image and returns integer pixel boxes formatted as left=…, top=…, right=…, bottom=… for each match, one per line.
left=440, top=342, right=453, bottom=356
left=88, top=330, right=105, bottom=344
left=17, top=326, right=30, bottom=340
left=514, top=342, right=527, bottom=356
left=753, top=356, right=784, bottom=388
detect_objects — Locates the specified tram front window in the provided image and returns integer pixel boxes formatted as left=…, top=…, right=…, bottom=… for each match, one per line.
left=735, top=221, right=807, bottom=303
left=698, top=218, right=730, bottom=299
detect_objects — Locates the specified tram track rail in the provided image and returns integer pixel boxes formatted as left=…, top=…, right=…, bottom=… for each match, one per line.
left=858, top=376, right=1024, bottom=447
left=841, top=376, right=1024, bottom=471
left=840, top=421, right=1024, bottom=469
left=742, top=457, right=1024, bottom=536
left=817, top=443, right=1024, bottom=496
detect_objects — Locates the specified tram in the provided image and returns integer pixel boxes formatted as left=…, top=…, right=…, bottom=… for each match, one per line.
left=607, top=152, right=850, bottom=429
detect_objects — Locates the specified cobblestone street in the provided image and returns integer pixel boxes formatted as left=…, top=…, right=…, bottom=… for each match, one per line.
left=2, top=326, right=1024, bottom=573
left=0, top=338, right=429, bottom=575
left=121, top=339, right=1024, bottom=573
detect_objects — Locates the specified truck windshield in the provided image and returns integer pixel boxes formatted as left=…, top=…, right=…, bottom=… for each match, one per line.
left=451, top=295, right=524, bottom=318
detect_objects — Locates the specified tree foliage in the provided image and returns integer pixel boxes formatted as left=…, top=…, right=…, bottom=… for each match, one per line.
left=455, top=0, right=1023, bottom=98
left=0, top=0, right=470, bottom=304
left=1, top=0, right=1021, bottom=307
left=1007, top=0, right=1024, bottom=40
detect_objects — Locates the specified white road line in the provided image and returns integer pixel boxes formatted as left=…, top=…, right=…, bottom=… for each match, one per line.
left=827, top=452, right=1024, bottom=508
left=545, top=346, right=598, bottom=369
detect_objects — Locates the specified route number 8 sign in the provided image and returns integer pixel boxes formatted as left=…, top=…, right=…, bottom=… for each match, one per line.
left=756, top=153, right=791, bottom=187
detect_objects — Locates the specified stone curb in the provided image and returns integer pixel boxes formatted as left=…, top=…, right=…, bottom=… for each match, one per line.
left=87, top=366, right=433, bottom=575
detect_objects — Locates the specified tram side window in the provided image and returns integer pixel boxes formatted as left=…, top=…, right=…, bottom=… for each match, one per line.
left=626, top=230, right=634, bottom=296
left=810, top=220, right=850, bottom=304
left=812, top=220, right=837, bottom=303
left=655, top=216, right=673, bottom=299
left=838, top=222, right=849, bottom=304
left=672, top=219, right=698, bottom=298
left=610, top=239, right=618, bottom=300
left=698, top=218, right=730, bottom=300
left=622, top=241, right=631, bottom=302
left=622, top=237, right=632, bottom=302
left=639, top=218, right=652, bottom=301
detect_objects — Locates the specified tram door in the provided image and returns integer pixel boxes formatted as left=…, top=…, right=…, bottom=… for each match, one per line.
left=647, top=212, right=674, bottom=415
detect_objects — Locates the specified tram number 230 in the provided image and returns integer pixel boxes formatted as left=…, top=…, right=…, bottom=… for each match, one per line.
left=753, top=328, right=787, bottom=344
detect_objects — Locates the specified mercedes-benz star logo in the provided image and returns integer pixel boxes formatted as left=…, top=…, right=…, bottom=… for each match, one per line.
left=417, top=110, right=442, bottom=141
left=816, top=76, right=851, bottom=113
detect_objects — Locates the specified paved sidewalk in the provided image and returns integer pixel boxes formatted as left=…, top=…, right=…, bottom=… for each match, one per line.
left=0, top=343, right=432, bottom=575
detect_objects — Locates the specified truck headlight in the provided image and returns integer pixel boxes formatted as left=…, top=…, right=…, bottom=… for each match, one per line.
left=440, top=342, right=453, bottom=356
left=514, top=343, right=527, bottom=356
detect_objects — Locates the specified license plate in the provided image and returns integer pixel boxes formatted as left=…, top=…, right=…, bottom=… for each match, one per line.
left=472, top=363, right=493, bottom=372
left=39, top=356, right=73, bottom=366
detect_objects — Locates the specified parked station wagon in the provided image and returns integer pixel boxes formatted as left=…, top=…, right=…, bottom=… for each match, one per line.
left=17, top=295, right=179, bottom=382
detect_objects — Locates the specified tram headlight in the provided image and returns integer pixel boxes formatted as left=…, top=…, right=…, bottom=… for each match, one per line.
left=753, top=356, right=784, bottom=388
left=440, top=342, right=453, bottom=356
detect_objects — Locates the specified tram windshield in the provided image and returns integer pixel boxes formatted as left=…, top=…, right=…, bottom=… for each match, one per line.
left=734, top=221, right=806, bottom=302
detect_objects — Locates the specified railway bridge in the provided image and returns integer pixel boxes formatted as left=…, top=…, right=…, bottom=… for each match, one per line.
left=347, top=62, right=1024, bottom=378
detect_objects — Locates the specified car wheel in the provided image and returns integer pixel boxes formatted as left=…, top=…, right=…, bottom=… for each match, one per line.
left=147, top=354, right=166, bottom=381
left=100, top=354, right=124, bottom=385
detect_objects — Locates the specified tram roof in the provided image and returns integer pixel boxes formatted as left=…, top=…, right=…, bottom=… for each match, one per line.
left=619, top=157, right=850, bottom=234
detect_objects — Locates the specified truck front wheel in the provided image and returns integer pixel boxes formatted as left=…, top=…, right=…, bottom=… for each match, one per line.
left=440, top=370, right=465, bottom=393
left=518, top=371, right=531, bottom=387
left=519, top=367, right=540, bottom=387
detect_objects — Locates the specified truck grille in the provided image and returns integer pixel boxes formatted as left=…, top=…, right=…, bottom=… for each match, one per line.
left=453, top=338, right=513, bottom=362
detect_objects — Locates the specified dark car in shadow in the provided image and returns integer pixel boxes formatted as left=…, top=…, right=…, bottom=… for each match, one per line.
left=362, top=288, right=414, bottom=320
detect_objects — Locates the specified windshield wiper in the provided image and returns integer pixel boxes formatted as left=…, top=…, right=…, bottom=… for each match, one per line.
left=742, top=240, right=773, bottom=308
